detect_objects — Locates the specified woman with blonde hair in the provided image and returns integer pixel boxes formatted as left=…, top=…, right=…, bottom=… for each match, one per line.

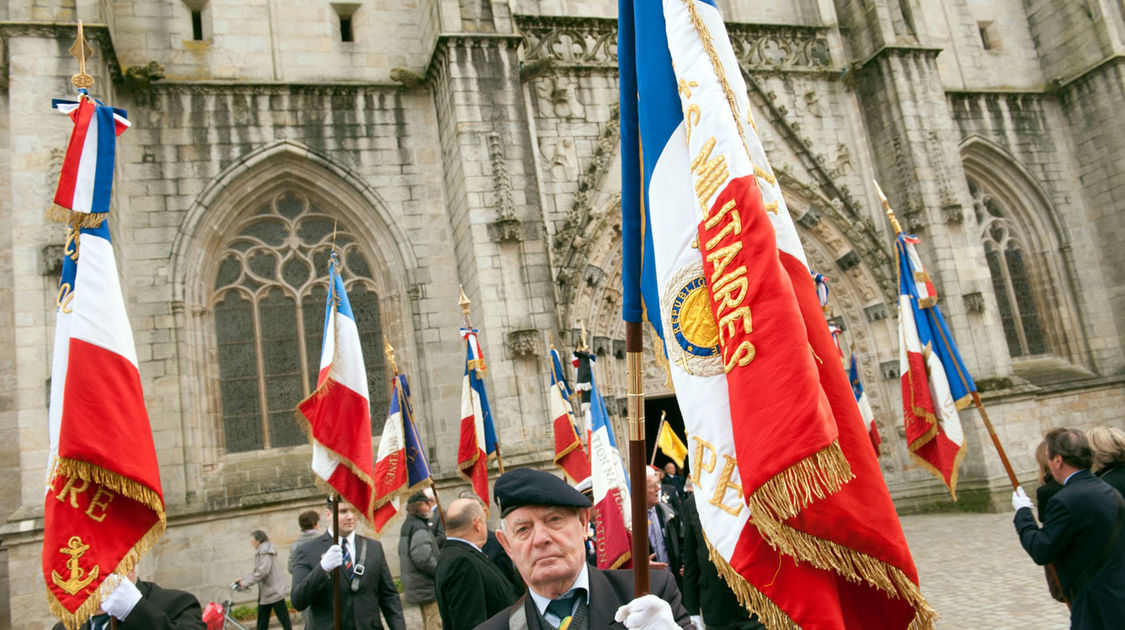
left=1088, top=425, right=1125, bottom=497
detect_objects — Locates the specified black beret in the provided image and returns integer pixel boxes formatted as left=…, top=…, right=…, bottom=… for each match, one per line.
left=494, top=468, right=592, bottom=517
left=407, top=491, right=430, bottom=505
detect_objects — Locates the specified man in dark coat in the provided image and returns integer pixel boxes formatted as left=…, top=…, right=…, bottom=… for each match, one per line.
left=1013, top=427, right=1125, bottom=630
left=291, top=502, right=405, bottom=630
left=436, top=498, right=520, bottom=630
left=681, top=494, right=764, bottom=630
left=646, top=467, right=683, bottom=589
left=52, top=569, right=206, bottom=630
left=476, top=468, right=691, bottom=630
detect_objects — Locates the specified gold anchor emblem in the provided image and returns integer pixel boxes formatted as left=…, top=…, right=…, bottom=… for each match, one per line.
left=51, top=536, right=100, bottom=595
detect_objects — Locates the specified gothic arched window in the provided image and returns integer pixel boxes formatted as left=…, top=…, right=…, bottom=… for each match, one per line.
left=969, top=179, right=1046, bottom=358
left=211, top=191, right=389, bottom=453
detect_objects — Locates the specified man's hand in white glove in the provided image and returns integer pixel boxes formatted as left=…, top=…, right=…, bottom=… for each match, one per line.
left=1012, top=486, right=1033, bottom=512
left=320, top=545, right=344, bottom=572
left=689, top=614, right=705, bottom=630
left=614, top=594, right=678, bottom=630
left=101, top=574, right=143, bottom=620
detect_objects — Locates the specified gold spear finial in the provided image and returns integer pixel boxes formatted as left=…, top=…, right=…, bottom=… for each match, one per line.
left=68, top=22, right=96, bottom=90
left=458, top=284, right=472, bottom=329
left=578, top=322, right=589, bottom=352
left=873, top=179, right=903, bottom=235
left=384, top=335, right=398, bottom=375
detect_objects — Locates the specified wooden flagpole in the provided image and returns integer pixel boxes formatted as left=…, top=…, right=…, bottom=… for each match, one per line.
left=625, top=320, right=650, bottom=596
left=875, top=180, right=1020, bottom=490
left=459, top=285, right=505, bottom=474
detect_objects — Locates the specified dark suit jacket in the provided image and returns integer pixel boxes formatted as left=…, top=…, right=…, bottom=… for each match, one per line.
left=1015, top=470, right=1125, bottom=630
left=291, top=532, right=406, bottom=630
left=52, top=581, right=206, bottom=630
left=483, top=529, right=524, bottom=593
left=681, top=497, right=763, bottom=630
left=435, top=539, right=520, bottom=630
left=1098, top=465, right=1125, bottom=499
left=650, top=502, right=684, bottom=588
left=475, top=566, right=690, bottom=630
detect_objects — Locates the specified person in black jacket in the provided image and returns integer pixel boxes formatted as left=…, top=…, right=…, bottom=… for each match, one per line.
left=1013, top=427, right=1125, bottom=630
left=51, top=568, right=206, bottom=630
left=290, top=502, right=405, bottom=630
left=476, top=467, right=691, bottom=630
left=1089, top=426, right=1125, bottom=498
left=435, top=498, right=519, bottom=630
left=681, top=493, right=764, bottom=630
left=646, top=466, right=684, bottom=589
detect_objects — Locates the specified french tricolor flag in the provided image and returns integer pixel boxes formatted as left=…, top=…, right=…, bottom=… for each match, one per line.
left=896, top=232, right=972, bottom=498
left=50, top=91, right=129, bottom=226
left=587, top=357, right=631, bottom=569
left=849, top=353, right=882, bottom=456
left=44, top=222, right=165, bottom=628
left=457, top=328, right=496, bottom=506
left=297, top=254, right=376, bottom=522
left=548, top=346, right=591, bottom=485
left=371, top=379, right=408, bottom=533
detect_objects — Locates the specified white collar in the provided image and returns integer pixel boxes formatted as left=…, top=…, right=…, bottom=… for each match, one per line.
left=1063, top=470, right=1081, bottom=486
left=528, top=562, right=590, bottom=616
left=446, top=536, right=482, bottom=552
left=328, top=529, right=357, bottom=550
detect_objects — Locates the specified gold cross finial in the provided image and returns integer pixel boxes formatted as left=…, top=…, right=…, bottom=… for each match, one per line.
left=384, top=335, right=398, bottom=375
left=458, top=285, right=473, bottom=329
left=68, top=22, right=96, bottom=90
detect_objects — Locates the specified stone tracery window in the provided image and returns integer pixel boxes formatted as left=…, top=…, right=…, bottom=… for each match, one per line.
left=969, top=179, right=1046, bottom=358
left=212, top=191, right=389, bottom=453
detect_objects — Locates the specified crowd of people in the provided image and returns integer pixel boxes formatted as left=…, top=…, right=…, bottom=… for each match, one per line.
left=52, top=424, right=1125, bottom=630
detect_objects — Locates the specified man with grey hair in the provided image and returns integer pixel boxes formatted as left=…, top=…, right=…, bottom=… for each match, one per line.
left=478, top=468, right=690, bottom=630
left=435, top=498, right=519, bottom=630
left=1012, top=427, right=1125, bottom=630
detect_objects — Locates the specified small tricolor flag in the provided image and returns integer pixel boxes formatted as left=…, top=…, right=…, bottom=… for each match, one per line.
left=458, top=328, right=497, bottom=506
left=49, top=91, right=130, bottom=227
left=397, top=373, right=434, bottom=491
left=548, top=346, right=591, bottom=484
left=849, top=353, right=882, bottom=456
left=587, top=356, right=632, bottom=570
left=297, top=253, right=376, bottom=523
left=895, top=231, right=972, bottom=498
left=45, top=222, right=165, bottom=629
left=572, top=349, right=595, bottom=443
left=619, top=1, right=934, bottom=628
left=372, top=383, right=408, bottom=533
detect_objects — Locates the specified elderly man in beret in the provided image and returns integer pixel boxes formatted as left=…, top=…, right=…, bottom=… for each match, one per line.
left=477, top=468, right=690, bottom=630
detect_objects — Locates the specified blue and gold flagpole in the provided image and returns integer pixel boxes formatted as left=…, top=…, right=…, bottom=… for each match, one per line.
left=875, top=180, right=1020, bottom=490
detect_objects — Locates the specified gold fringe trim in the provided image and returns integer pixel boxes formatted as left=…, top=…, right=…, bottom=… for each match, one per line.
left=45, top=205, right=107, bottom=228
left=293, top=408, right=377, bottom=524
left=46, top=513, right=165, bottom=630
left=607, top=550, right=631, bottom=570
left=52, top=458, right=165, bottom=518
left=703, top=534, right=801, bottom=630
left=907, top=439, right=967, bottom=501
left=744, top=441, right=853, bottom=542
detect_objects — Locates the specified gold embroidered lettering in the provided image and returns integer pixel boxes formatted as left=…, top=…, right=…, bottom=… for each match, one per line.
left=691, top=437, right=717, bottom=487
left=710, top=455, right=744, bottom=516
left=704, top=209, right=742, bottom=250
left=754, top=165, right=775, bottom=186
left=691, top=138, right=728, bottom=209
left=706, top=247, right=743, bottom=285
left=712, top=275, right=748, bottom=319
left=84, top=486, right=115, bottom=522
left=718, top=306, right=753, bottom=345
left=57, top=283, right=74, bottom=314
left=724, top=341, right=756, bottom=373
left=55, top=476, right=89, bottom=508
left=684, top=104, right=701, bottom=143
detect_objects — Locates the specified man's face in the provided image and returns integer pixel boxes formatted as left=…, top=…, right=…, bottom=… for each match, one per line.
left=326, top=503, right=358, bottom=537
left=646, top=472, right=661, bottom=508
left=664, top=463, right=676, bottom=477
left=497, top=506, right=589, bottom=599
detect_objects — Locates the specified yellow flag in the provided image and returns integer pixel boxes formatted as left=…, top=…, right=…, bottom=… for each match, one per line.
left=656, top=421, right=687, bottom=469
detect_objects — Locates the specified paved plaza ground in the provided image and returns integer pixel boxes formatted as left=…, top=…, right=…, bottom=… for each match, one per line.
left=902, top=510, right=1070, bottom=630
left=279, top=511, right=1071, bottom=629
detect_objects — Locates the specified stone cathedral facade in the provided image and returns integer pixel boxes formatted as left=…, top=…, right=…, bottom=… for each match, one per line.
left=2, top=0, right=1124, bottom=626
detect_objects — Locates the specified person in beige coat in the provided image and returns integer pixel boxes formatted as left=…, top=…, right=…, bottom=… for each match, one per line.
left=237, top=530, right=293, bottom=630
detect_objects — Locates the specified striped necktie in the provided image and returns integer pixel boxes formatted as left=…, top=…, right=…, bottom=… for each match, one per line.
left=341, top=538, right=355, bottom=581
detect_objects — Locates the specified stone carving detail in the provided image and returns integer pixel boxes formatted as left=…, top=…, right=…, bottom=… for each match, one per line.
left=488, top=218, right=524, bottom=243
left=539, top=136, right=578, bottom=182
left=584, top=264, right=607, bottom=287
left=535, top=76, right=586, bottom=118
left=516, top=16, right=833, bottom=72
left=506, top=329, right=542, bottom=359
left=835, top=251, right=861, bottom=272
left=796, top=205, right=821, bottom=229
left=41, top=244, right=64, bottom=276
left=963, top=291, right=985, bottom=313
left=880, top=360, right=900, bottom=381
left=864, top=303, right=889, bottom=322
left=488, top=132, right=523, bottom=243
left=942, top=203, right=964, bottom=224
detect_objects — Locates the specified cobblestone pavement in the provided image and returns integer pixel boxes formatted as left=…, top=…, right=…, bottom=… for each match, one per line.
left=901, top=511, right=1070, bottom=630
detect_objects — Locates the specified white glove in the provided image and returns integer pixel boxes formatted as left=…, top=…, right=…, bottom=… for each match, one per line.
left=1012, top=486, right=1033, bottom=512
left=101, top=574, right=142, bottom=620
left=690, top=614, right=705, bottom=630
left=614, top=594, right=678, bottom=630
left=320, top=545, right=343, bottom=572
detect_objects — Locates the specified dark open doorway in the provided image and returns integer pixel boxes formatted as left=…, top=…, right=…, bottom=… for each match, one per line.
left=644, top=395, right=688, bottom=476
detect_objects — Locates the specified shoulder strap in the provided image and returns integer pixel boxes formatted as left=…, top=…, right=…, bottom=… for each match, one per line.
left=1068, top=491, right=1125, bottom=599
left=509, top=596, right=529, bottom=630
